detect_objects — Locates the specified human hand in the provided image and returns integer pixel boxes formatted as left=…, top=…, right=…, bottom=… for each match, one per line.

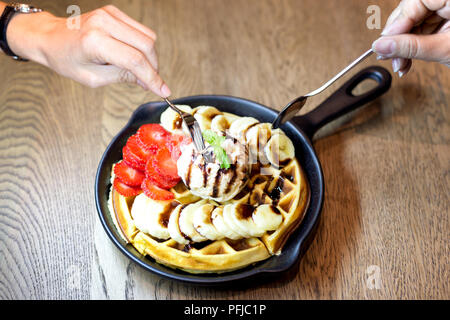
left=7, top=5, right=171, bottom=97
left=371, top=0, right=450, bottom=77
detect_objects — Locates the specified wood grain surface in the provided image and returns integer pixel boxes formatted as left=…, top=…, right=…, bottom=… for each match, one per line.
left=0, top=0, right=448, bottom=300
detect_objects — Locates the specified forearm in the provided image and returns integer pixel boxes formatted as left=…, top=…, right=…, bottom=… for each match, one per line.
left=0, top=1, right=58, bottom=65
left=0, top=3, right=169, bottom=96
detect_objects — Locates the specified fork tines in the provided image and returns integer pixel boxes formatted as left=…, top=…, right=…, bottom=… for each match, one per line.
left=192, top=121, right=205, bottom=151
left=164, top=97, right=210, bottom=162
left=183, top=114, right=205, bottom=151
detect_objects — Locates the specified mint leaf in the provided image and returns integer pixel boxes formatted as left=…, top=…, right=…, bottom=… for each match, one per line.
left=202, top=130, right=230, bottom=169
left=214, top=146, right=231, bottom=169
left=203, top=129, right=225, bottom=146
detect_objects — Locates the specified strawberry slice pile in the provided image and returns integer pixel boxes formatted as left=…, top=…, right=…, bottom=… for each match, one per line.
left=113, top=124, right=187, bottom=200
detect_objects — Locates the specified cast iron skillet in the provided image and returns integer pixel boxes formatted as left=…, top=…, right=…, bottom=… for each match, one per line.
left=95, top=66, right=391, bottom=285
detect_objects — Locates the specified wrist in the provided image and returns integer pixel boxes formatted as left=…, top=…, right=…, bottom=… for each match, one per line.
left=6, top=10, right=59, bottom=65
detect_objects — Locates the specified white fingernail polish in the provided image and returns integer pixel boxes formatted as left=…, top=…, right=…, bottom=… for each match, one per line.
left=393, top=59, right=401, bottom=73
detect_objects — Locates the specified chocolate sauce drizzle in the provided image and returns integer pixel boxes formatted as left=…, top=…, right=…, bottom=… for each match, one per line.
left=158, top=201, right=179, bottom=228
left=177, top=205, right=192, bottom=242
left=236, top=204, right=255, bottom=220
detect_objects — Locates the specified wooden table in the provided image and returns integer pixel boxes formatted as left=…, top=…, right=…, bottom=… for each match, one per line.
left=0, top=0, right=448, bottom=300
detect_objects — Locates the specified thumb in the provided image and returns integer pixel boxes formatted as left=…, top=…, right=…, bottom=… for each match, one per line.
left=372, top=33, right=450, bottom=63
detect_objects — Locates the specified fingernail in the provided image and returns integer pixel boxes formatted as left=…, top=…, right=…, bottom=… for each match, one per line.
left=376, top=55, right=387, bottom=60
left=398, top=70, right=405, bottom=78
left=372, top=38, right=396, bottom=57
left=161, top=83, right=171, bottom=97
left=392, top=58, right=401, bottom=73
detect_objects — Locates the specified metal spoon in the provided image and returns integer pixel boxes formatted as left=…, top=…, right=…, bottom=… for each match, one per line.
left=272, top=48, right=374, bottom=128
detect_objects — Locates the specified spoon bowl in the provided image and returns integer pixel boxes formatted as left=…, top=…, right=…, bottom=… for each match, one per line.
left=272, top=49, right=374, bottom=128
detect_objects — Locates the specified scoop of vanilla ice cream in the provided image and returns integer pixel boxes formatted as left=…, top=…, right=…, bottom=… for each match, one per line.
left=177, top=135, right=251, bottom=202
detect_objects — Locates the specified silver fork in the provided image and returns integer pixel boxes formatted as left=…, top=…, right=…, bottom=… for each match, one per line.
left=164, top=98, right=213, bottom=162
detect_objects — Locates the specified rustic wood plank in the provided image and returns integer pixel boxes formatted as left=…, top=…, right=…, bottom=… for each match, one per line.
left=0, top=0, right=448, bottom=299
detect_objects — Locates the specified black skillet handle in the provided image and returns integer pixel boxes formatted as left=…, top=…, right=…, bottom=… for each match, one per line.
left=292, top=66, right=391, bottom=139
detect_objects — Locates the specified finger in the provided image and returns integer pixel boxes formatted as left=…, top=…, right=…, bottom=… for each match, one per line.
left=392, top=57, right=409, bottom=72
left=398, top=0, right=449, bottom=23
left=382, top=0, right=449, bottom=36
left=74, top=64, right=137, bottom=88
left=382, top=4, right=403, bottom=34
left=86, top=64, right=149, bottom=88
left=99, top=10, right=159, bottom=71
left=398, top=59, right=412, bottom=78
left=102, top=5, right=157, bottom=41
left=436, top=19, right=450, bottom=33
left=372, top=32, right=450, bottom=62
left=93, top=36, right=170, bottom=97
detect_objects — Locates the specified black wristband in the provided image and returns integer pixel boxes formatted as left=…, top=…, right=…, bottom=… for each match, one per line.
left=0, top=5, right=25, bottom=60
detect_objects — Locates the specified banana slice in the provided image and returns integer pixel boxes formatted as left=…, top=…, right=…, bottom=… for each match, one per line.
left=245, top=123, right=272, bottom=166
left=131, top=194, right=177, bottom=240
left=226, top=203, right=266, bottom=238
left=178, top=201, right=208, bottom=242
left=210, top=115, right=230, bottom=132
left=160, top=104, right=192, bottom=133
left=223, top=112, right=240, bottom=125
left=252, top=204, right=283, bottom=231
left=222, top=204, right=250, bottom=238
left=264, top=132, right=295, bottom=168
left=270, top=128, right=284, bottom=136
left=227, top=117, right=259, bottom=143
left=211, top=206, right=242, bottom=240
left=168, top=205, right=189, bottom=244
left=193, top=202, right=223, bottom=240
left=192, top=106, right=223, bottom=131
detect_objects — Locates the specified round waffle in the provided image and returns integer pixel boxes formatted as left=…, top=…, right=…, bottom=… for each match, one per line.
left=109, top=157, right=309, bottom=273
left=108, top=106, right=309, bottom=273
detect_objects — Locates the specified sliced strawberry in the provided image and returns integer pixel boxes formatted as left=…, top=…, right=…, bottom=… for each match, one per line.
left=129, top=134, right=156, bottom=157
left=147, top=174, right=179, bottom=190
left=113, top=177, right=142, bottom=197
left=123, top=145, right=146, bottom=171
left=122, top=134, right=155, bottom=170
left=145, top=161, right=179, bottom=189
left=137, top=124, right=170, bottom=151
left=142, top=178, right=175, bottom=200
left=153, top=147, right=180, bottom=181
left=168, top=134, right=192, bottom=161
left=114, top=161, right=145, bottom=186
